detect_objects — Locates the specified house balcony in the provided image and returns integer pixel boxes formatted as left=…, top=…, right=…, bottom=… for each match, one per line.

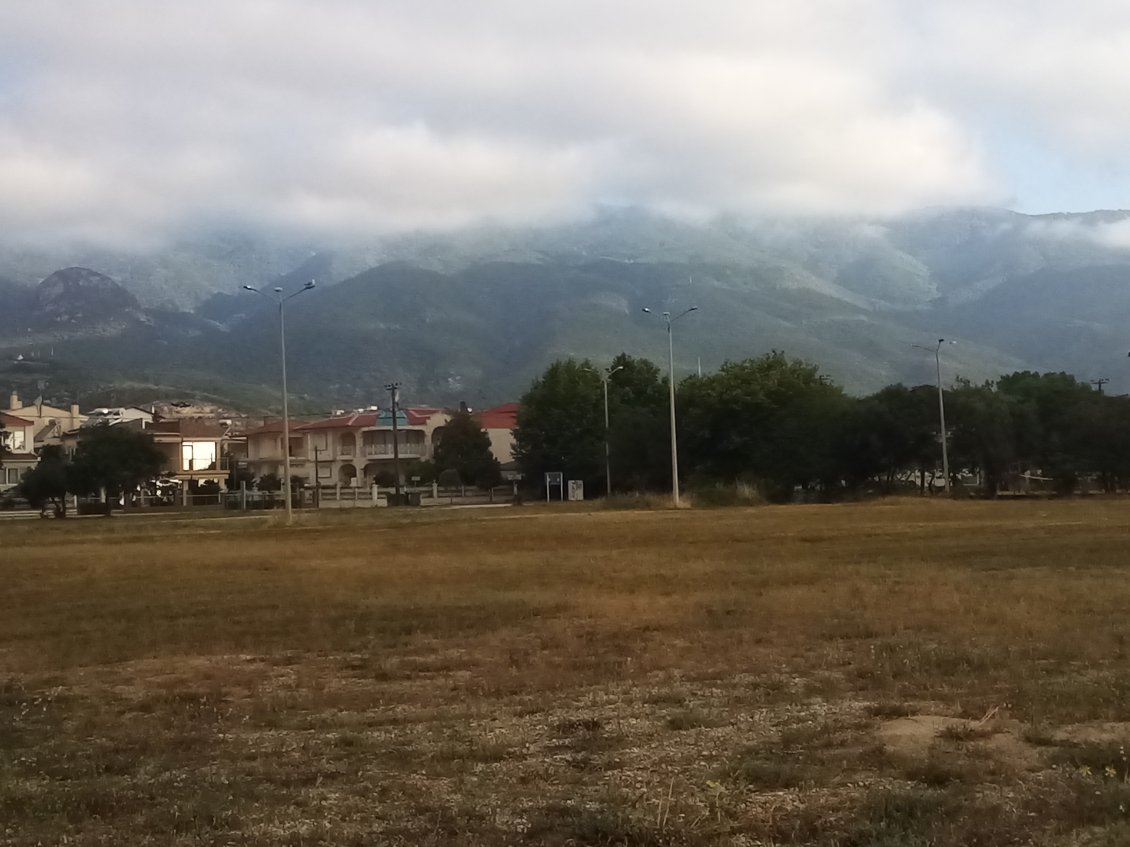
left=363, top=443, right=425, bottom=459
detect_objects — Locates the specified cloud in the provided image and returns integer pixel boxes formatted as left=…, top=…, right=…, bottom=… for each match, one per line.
left=1027, top=216, right=1130, bottom=251
left=2, top=1, right=1125, bottom=246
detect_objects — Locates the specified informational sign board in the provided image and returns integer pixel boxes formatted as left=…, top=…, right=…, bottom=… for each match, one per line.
left=567, top=479, right=584, bottom=501
left=545, top=471, right=564, bottom=501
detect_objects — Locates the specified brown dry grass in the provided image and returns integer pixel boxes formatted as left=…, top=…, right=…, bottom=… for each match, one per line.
left=4, top=498, right=1130, bottom=844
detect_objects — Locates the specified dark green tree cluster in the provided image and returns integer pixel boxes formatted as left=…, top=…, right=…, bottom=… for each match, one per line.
left=433, top=408, right=502, bottom=489
left=516, top=353, right=1129, bottom=501
left=17, top=424, right=166, bottom=517
left=515, top=354, right=669, bottom=494
left=945, top=372, right=1130, bottom=496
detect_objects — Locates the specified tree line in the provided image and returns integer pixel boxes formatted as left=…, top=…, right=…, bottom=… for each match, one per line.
left=514, top=352, right=1130, bottom=501
left=17, top=425, right=166, bottom=516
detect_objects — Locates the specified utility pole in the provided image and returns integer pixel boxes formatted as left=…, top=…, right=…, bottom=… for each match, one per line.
left=386, top=382, right=402, bottom=499
left=1092, top=378, right=1109, bottom=395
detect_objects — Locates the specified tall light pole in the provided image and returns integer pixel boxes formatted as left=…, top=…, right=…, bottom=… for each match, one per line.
left=601, top=364, right=624, bottom=497
left=385, top=381, right=402, bottom=499
left=243, top=279, right=316, bottom=524
left=914, top=338, right=955, bottom=495
left=643, top=305, right=698, bottom=507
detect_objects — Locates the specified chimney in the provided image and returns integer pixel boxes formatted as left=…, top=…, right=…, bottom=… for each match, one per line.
left=70, top=404, right=80, bottom=423
left=8, top=391, right=19, bottom=411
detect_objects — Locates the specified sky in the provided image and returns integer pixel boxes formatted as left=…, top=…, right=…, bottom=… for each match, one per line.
left=1, top=1, right=1129, bottom=246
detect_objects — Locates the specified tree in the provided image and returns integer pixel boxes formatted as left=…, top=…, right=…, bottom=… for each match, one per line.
left=437, top=468, right=462, bottom=490
left=605, top=353, right=669, bottom=492
left=948, top=381, right=1018, bottom=497
left=226, top=451, right=254, bottom=490
left=68, top=424, right=166, bottom=508
left=17, top=445, right=70, bottom=518
left=514, top=359, right=603, bottom=489
left=256, top=472, right=281, bottom=492
left=404, top=459, right=438, bottom=485
left=678, top=352, right=849, bottom=501
left=1080, top=394, right=1130, bottom=492
left=995, top=371, right=1097, bottom=492
left=434, top=408, right=502, bottom=489
left=838, top=384, right=941, bottom=493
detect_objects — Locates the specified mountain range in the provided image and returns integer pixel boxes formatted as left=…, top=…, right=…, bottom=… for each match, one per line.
left=1, top=206, right=1129, bottom=412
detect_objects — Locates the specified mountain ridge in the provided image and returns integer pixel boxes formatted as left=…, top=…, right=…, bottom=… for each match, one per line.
left=0, top=207, right=1128, bottom=409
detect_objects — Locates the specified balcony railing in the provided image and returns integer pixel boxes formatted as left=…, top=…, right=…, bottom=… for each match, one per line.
left=363, top=443, right=424, bottom=457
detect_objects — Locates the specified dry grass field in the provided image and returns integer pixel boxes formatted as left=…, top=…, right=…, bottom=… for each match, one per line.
left=5, top=499, right=1130, bottom=845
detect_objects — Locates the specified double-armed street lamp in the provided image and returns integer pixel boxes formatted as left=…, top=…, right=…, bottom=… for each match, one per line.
left=642, top=305, right=698, bottom=507
left=913, top=338, right=956, bottom=495
left=242, top=279, right=316, bottom=524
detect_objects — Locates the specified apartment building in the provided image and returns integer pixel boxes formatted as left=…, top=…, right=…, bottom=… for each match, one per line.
left=245, top=407, right=450, bottom=487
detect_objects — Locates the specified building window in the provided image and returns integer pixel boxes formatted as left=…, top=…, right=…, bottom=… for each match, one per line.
left=1, top=429, right=25, bottom=451
left=182, top=441, right=218, bottom=471
left=6, top=468, right=21, bottom=484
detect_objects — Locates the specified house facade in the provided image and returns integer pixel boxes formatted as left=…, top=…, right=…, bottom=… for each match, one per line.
left=475, top=402, right=519, bottom=468
left=148, top=419, right=234, bottom=484
left=4, top=392, right=86, bottom=449
left=1, top=411, right=38, bottom=491
left=245, top=407, right=451, bottom=487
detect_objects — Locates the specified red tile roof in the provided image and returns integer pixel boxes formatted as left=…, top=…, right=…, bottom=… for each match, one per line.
left=301, top=412, right=377, bottom=430
left=244, top=419, right=312, bottom=436
left=476, top=402, right=519, bottom=430
left=246, top=407, right=441, bottom=435
left=0, top=412, right=35, bottom=427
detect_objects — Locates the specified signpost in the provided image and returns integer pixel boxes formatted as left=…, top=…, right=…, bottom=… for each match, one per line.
left=567, top=479, right=584, bottom=501
left=545, top=471, right=563, bottom=501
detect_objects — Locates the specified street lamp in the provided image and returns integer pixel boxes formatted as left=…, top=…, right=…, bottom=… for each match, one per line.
left=913, top=338, right=956, bottom=495
left=243, top=279, right=316, bottom=523
left=599, top=364, right=624, bottom=497
left=642, top=305, right=698, bottom=507
left=385, top=381, right=402, bottom=499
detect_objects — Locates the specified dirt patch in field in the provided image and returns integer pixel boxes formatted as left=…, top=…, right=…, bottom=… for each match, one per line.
left=1054, top=721, right=1130, bottom=746
left=877, top=713, right=1044, bottom=773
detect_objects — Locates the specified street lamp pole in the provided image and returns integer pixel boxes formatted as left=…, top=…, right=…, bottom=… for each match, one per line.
left=386, top=382, right=402, bottom=499
left=601, top=365, right=624, bottom=497
left=243, top=279, right=316, bottom=524
left=915, top=338, right=954, bottom=495
left=643, top=306, right=698, bottom=507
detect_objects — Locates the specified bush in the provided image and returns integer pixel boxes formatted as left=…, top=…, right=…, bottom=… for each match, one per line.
left=437, top=468, right=462, bottom=489
left=689, top=482, right=764, bottom=508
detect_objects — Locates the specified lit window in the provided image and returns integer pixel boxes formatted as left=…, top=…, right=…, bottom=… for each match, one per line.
left=181, top=441, right=218, bottom=471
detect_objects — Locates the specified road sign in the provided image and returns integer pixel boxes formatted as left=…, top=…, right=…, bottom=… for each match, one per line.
left=545, top=471, right=564, bottom=501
